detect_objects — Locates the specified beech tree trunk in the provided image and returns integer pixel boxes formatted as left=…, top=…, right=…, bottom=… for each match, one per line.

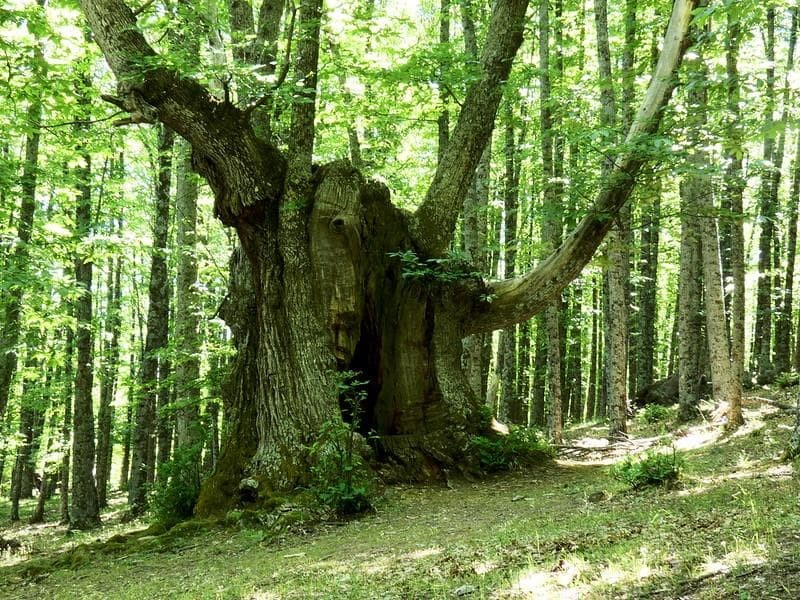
left=79, top=0, right=698, bottom=515
left=59, top=324, right=74, bottom=524
left=70, top=110, right=100, bottom=529
left=723, top=7, right=746, bottom=423
left=754, top=8, right=777, bottom=381
left=460, top=0, right=490, bottom=402
left=173, top=138, right=202, bottom=451
left=128, top=126, right=173, bottom=513
left=772, top=7, right=798, bottom=373
left=596, top=0, right=628, bottom=438
left=96, top=218, right=122, bottom=508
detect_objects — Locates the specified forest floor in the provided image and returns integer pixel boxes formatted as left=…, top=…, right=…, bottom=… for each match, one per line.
left=1, top=391, right=799, bottom=599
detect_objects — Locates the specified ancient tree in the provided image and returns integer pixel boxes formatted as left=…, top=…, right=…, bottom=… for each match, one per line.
left=78, top=0, right=698, bottom=515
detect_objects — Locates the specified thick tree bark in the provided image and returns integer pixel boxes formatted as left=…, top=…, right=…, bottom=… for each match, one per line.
left=80, top=0, right=698, bottom=514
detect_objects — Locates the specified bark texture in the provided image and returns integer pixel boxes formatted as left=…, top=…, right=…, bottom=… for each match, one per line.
left=70, top=140, right=100, bottom=530
left=128, top=126, right=173, bottom=514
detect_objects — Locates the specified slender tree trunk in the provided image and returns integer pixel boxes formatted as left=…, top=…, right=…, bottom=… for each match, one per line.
left=173, top=138, right=203, bottom=469
left=0, top=34, right=44, bottom=422
left=684, top=16, right=744, bottom=429
left=596, top=0, right=628, bottom=438
left=772, top=7, right=798, bottom=373
left=500, top=103, right=522, bottom=423
left=70, top=109, right=100, bottom=529
left=437, top=0, right=450, bottom=162
left=31, top=379, right=60, bottom=523
left=128, top=126, right=174, bottom=514
left=531, top=317, right=547, bottom=427
left=59, top=325, right=74, bottom=524
left=10, top=350, right=38, bottom=521
left=586, top=279, right=599, bottom=420
left=540, top=0, right=562, bottom=443
left=118, top=393, right=133, bottom=491
left=460, top=0, right=490, bottom=400
left=636, top=179, right=660, bottom=393
left=790, top=132, right=800, bottom=373
left=677, top=192, right=703, bottom=421
left=96, top=221, right=122, bottom=508
left=723, top=8, right=746, bottom=422
left=754, top=7, right=777, bottom=381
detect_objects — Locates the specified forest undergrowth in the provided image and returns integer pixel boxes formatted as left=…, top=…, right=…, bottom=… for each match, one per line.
left=1, top=392, right=799, bottom=599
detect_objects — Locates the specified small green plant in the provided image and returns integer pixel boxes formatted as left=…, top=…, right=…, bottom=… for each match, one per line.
left=387, top=249, right=480, bottom=284
left=307, top=372, right=375, bottom=515
left=147, top=445, right=202, bottom=526
left=775, top=371, right=799, bottom=388
left=637, top=404, right=671, bottom=424
left=611, top=447, right=683, bottom=489
left=471, top=427, right=556, bottom=473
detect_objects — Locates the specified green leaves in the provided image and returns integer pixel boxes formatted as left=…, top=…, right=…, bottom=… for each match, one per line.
left=611, top=447, right=683, bottom=489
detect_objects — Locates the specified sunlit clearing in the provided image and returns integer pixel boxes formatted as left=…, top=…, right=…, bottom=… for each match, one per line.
left=247, top=592, right=280, bottom=600
left=673, top=426, right=721, bottom=451
left=473, top=560, right=497, bottom=576
left=511, top=557, right=588, bottom=599
left=403, top=546, right=442, bottom=560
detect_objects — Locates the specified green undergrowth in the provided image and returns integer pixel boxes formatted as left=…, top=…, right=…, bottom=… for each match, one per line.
left=1, top=396, right=798, bottom=599
left=471, top=426, right=556, bottom=472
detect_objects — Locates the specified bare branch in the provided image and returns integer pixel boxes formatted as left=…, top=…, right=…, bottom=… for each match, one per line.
left=132, top=0, right=155, bottom=17
left=78, top=0, right=287, bottom=225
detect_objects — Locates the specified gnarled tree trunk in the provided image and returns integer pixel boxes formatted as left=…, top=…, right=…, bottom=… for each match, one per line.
left=79, top=0, right=698, bottom=516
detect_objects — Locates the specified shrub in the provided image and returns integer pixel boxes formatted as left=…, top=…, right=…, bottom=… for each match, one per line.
left=775, top=371, right=799, bottom=388
left=637, top=404, right=672, bottom=425
left=611, top=447, right=683, bottom=489
left=147, top=445, right=202, bottom=525
left=307, top=372, right=375, bottom=516
left=308, top=420, right=374, bottom=515
left=471, top=427, right=556, bottom=473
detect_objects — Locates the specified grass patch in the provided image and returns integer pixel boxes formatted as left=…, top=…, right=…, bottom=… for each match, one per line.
left=1, top=395, right=797, bottom=599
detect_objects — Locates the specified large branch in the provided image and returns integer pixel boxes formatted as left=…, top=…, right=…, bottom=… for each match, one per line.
left=78, top=0, right=286, bottom=225
left=410, top=0, right=529, bottom=257
left=468, top=0, right=699, bottom=334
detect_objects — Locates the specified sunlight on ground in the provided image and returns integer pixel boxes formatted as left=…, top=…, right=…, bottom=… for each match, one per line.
left=673, top=425, right=721, bottom=451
